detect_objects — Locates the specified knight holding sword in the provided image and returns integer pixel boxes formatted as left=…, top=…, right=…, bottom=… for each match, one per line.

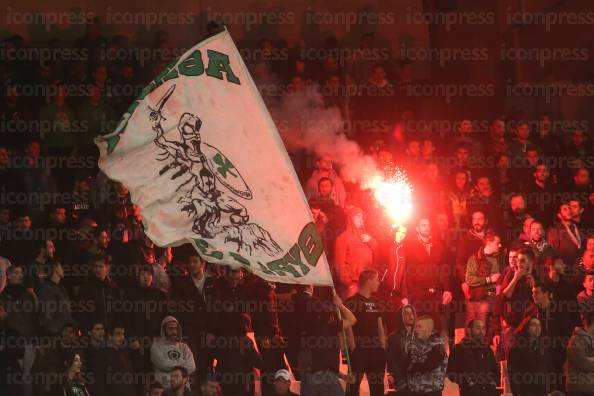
left=149, top=84, right=249, bottom=238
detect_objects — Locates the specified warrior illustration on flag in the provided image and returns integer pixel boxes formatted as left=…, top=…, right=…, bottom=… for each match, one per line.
left=96, top=31, right=333, bottom=285
left=147, top=84, right=280, bottom=256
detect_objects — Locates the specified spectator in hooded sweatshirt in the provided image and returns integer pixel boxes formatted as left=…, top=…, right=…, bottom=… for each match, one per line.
left=386, top=304, right=417, bottom=394
left=335, top=206, right=377, bottom=298
left=565, top=310, right=594, bottom=396
left=151, top=316, right=196, bottom=390
left=447, top=319, right=499, bottom=396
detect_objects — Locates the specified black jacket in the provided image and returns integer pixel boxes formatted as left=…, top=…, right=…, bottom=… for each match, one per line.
left=169, top=274, right=216, bottom=335
left=215, top=335, right=263, bottom=396
left=207, top=277, right=250, bottom=337
left=0, top=283, right=37, bottom=338
left=83, top=342, right=109, bottom=396
left=105, top=342, right=141, bottom=396
left=75, top=276, right=122, bottom=331
left=508, top=335, right=554, bottom=396
left=447, top=337, right=499, bottom=396
left=124, top=285, right=167, bottom=339
left=248, top=279, right=281, bottom=340
left=405, top=237, right=450, bottom=294
left=36, top=278, right=72, bottom=336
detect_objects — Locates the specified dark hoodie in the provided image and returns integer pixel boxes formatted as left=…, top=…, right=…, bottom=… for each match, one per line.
left=386, top=304, right=417, bottom=391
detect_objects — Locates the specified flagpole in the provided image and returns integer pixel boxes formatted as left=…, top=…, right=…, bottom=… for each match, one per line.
left=220, top=26, right=351, bottom=376
left=332, top=287, right=353, bottom=376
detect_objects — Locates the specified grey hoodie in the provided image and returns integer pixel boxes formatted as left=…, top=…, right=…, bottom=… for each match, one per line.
left=150, top=315, right=196, bottom=389
left=565, top=327, right=594, bottom=393
left=386, top=304, right=417, bottom=391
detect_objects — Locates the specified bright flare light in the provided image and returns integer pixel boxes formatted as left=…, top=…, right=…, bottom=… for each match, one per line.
left=372, top=169, right=413, bottom=226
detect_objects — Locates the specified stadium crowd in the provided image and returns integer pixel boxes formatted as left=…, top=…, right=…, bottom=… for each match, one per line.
left=1, top=17, right=594, bottom=396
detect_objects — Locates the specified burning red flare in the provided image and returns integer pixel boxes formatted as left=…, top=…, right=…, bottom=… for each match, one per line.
left=371, top=169, right=413, bottom=226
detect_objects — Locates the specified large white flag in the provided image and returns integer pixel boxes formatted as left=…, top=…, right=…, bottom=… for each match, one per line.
left=96, top=30, right=333, bottom=286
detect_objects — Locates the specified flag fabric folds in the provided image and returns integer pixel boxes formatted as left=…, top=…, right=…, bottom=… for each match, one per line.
left=95, top=30, right=333, bottom=286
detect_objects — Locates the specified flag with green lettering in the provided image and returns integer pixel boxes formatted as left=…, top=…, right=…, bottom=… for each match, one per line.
left=95, top=30, right=333, bottom=285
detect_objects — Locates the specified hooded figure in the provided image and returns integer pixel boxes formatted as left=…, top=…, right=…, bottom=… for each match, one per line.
left=151, top=316, right=196, bottom=389
left=334, top=206, right=377, bottom=297
left=386, top=304, right=417, bottom=393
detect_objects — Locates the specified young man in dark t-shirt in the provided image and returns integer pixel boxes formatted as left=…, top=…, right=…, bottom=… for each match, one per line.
left=345, top=269, right=386, bottom=396
left=301, top=288, right=356, bottom=396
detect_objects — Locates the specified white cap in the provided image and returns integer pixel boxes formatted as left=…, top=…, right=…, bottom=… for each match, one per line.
left=274, top=369, right=291, bottom=381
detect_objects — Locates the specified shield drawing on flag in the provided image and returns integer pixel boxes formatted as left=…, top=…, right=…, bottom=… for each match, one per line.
left=203, top=143, right=252, bottom=200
